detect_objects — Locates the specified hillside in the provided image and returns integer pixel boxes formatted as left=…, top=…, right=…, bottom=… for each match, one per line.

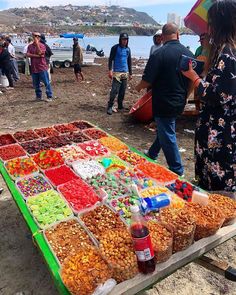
left=0, top=5, right=159, bottom=34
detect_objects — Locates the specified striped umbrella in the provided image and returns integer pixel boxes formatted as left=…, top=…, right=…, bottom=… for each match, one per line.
left=184, top=0, right=214, bottom=35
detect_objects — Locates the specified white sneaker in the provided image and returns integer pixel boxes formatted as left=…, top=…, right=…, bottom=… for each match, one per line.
left=112, top=106, right=117, bottom=113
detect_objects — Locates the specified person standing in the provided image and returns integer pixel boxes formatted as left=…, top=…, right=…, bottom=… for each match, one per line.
left=107, top=32, right=132, bottom=115
left=27, top=32, right=53, bottom=101
left=5, top=37, right=19, bottom=82
left=195, top=33, right=210, bottom=58
left=0, top=41, right=14, bottom=89
left=136, top=23, right=194, bottom=176
left=40, top=34, right=53, bottom=82
left=182, top=0, right=236, bottom=192
left=23, top=36, right=33, bottom=76
left=72, top=37, right=84, bottom=82
left=149, top=29, right=163, bottom=56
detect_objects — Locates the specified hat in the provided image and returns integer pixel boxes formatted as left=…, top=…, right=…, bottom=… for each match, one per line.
left=154, top=29, right=162, bottom=36
left=120, top=32, right=129, bottom=39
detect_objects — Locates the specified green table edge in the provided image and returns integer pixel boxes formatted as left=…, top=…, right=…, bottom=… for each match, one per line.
left=0, top=161, right=70, bottom=295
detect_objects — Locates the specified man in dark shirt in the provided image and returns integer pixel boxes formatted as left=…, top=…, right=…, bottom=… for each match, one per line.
left=0, top=41, right=14, bottom=88
left=136, top=23, right=194, bottom=176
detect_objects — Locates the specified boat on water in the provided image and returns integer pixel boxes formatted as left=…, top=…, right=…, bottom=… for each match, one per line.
left=15, top=33, right=104, bottom=68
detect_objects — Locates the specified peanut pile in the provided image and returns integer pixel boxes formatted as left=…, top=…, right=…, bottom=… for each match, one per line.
left=160, top=208, right=196, bottom=253
left=99, top=229, right=138, bottom=282
left=184, top=203, right=224, bottom=240
left=61, top=246, right=112, bottom=295
left=45, top=219, right=93, bottom=264
left=147, top=221, right=173, bottom=263
left=208, top=194, right=236, bottom=226
left=80, top=205, right=126, bottom=241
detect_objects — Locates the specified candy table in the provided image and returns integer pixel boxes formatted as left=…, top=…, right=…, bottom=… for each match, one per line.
left=0, top=121, right=236, bottom=295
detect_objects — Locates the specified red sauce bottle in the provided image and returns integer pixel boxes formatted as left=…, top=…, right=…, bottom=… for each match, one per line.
left=130, top=205, right=156, bottom=274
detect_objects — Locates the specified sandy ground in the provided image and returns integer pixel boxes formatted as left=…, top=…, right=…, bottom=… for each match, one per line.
left=0, top=58, right=235, bottom=295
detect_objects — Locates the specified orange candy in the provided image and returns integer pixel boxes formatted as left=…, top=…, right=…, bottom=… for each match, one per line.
left=137, top=162, right=178, bottom=183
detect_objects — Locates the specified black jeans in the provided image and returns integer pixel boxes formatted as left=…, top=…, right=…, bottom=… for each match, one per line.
left=108, top=78, right=127, bottom=109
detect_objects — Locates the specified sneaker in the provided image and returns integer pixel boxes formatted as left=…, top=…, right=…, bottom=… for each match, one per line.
left=45, top=97, right=54, bottom=102
left=112, top=106, right=118, bottom=113
left=107, top=107, right=113, bottom=115
left=35, top=97, right=43, bottom=102
left=6, top=87, right=14, bottom=90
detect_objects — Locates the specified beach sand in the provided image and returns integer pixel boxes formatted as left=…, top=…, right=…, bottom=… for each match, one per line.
left=0, top=58, right=235, bottom=295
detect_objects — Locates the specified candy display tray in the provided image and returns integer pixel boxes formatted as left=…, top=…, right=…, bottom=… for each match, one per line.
left=1, top=122, right=236, bottom=295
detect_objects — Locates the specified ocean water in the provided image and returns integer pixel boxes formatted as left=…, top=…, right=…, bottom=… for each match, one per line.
left=46, top=34, right=199, bottom=58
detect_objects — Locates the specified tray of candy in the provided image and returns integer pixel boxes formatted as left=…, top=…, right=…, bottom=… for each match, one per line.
left=4, top=156, right=39, bottom=181
left=78, top=140, right=110, bottom=158
left=56, top=145, right=91, bottom=165
left=71, top=159, right=106, bottom=180
left=43, top=164, right=80, bottom=187
left=87, top=172, right=131, bottom=201
left=57, top=178, right=103, bottom=215
left=82, top=128, right=108, bottom=140
left=0, top=143, right=27, bottom=162
left=26, top=189, right=74, bottom=229
left=70, top=120, right=94, bottom=130
left=0, top=133, right=17, bottom=146
left=15, top=172, right=53, bottom=200
left=13, top=129, right=40, bottom=143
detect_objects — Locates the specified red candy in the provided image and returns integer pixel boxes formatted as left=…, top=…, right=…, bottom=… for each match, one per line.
left=35, top=127, right=59, bottom=138
left=0, top=134, right=16, bottom=146
left=14, top=130, right=39, bottom=142
left=45, top=165, right=79, bottom=186
left=71, top=121, right=93, bottom=130
left=33, top=150, right=64, bottom=170
left=0, top=144, right=26, bottom=161
left=54, top=124, right=78, bottom=134
left=166, top=179, right=195, bottom=202
left=58, top=178, right=100, bottom=212
left=83, top=128, right=108, bottom=140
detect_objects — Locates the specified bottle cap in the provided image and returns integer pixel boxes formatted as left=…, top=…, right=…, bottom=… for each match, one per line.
left=130, top=205, right=140, bottom=213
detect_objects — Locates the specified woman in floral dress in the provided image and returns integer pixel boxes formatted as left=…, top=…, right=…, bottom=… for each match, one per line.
left=183, top=0, right=236, bottom=192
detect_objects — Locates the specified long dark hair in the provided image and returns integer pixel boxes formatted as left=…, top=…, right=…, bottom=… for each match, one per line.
left=208, top=0, right=236, bottom=67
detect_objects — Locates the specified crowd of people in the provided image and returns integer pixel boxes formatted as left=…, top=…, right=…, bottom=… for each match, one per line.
left=108, top=0, right=235, bottom=194
left=0, top=0, right=235, bottom=195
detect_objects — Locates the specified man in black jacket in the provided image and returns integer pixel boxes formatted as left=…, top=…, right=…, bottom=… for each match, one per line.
left=0, top=41, right=14, bottom=88
left=136, top=23, right=194, bottom=176
left=107, top=33, right=132, bottom=115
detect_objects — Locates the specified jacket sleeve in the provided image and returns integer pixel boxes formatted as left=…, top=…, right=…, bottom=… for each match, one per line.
left=127, top=47, right=132, bottom=75
left=197, top=52, right=236, bottom=105
left=108, top=45, right=117, bottom=71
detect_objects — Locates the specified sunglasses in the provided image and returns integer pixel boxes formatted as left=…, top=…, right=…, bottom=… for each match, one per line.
left=33, top=35, right=41, bottom=38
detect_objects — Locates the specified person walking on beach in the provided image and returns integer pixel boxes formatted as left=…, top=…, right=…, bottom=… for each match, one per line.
left=150, top=29, right=163, bottom=56
left=5, top=37, right=19, bottom=82
left=107, top=32, right=132, bottom=115
left=72, top=37, right=84, bottom=82
left=27, top=32, right=53, bottom=101
left=136, top=23, right=194, bottom=176
left=0, top=41, right=14, bottom=89
left=182, top=0, right=236, bottom=192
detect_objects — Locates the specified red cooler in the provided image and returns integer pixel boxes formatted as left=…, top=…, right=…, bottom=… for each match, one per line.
left=129, top=90, right=152, bottom=123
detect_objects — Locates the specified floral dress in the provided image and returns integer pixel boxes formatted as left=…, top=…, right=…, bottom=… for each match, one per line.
left=195, top=45, right=236, bottom=192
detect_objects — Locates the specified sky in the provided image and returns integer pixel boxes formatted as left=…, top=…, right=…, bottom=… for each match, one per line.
left=0, top=0, right=195, bottom=22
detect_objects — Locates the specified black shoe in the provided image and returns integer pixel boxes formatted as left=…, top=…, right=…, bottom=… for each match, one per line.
left=107, top=107, right=112, bottom=115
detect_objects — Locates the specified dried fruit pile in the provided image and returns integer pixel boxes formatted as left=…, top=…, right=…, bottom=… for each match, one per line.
left=14, top=130, right=39, bottom=142
left=83, top=128, right=107, bottom=140
left=45, top=219, right=94, bottom=264
left=61, top=246, right=112, bottom=295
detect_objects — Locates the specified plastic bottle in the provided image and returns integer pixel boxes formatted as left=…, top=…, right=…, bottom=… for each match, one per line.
left=130, top=205, right=156, bottom=274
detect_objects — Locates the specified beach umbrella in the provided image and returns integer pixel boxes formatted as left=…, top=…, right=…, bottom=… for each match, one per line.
left=184, top=0, right=215, bottom=35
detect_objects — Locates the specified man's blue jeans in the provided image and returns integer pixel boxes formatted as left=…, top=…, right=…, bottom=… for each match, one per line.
left=148, top=117, right=184, bottom=176
left=32, top=70, right=53, bottom=99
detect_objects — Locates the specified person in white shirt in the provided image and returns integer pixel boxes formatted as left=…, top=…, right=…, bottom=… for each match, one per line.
left=5, top=37, right=19, bottom=81
left=149, top=29, right=163, bottom=56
